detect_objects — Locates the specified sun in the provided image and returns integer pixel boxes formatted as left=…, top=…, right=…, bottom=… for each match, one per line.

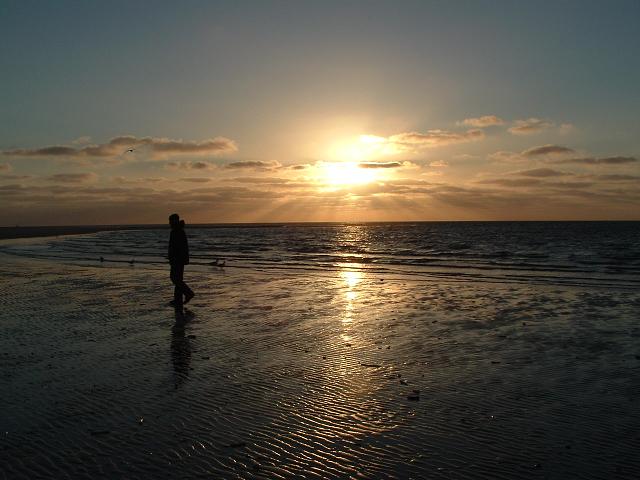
left=317, top=135, right=394, bottom=187
left=320, top=161, right=378, bottom=186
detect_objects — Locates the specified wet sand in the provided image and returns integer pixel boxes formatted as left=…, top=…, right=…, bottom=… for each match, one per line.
left=1, top=254, right=640, bottom=479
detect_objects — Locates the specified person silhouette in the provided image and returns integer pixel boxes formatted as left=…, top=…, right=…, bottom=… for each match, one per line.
left=168, top=213, right=195, bottom=307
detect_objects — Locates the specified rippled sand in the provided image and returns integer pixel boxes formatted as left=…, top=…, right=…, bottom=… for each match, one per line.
left=2, top=254, right=640, bottom=479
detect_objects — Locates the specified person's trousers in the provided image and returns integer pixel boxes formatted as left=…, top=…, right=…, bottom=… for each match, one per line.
left=170, top=262, right=194, bottom=305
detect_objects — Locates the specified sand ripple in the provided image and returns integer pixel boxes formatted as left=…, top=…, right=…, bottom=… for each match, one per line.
left=1, top=255, right=640, bottom=478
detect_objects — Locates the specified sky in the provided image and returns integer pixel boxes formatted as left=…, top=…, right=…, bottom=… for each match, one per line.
left=1, top=0, right=639, bottom=224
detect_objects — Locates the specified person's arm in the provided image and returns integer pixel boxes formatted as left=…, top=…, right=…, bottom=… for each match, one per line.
left=168, top=230, right=176, bottom=263
left=181, top=230, right=189, bottom=264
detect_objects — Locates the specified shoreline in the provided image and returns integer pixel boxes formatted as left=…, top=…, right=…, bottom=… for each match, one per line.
left=0, top=225, right=160, bottom=240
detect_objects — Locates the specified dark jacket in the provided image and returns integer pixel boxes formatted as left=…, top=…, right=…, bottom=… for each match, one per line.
left=168, top=224, right=189, bottom=265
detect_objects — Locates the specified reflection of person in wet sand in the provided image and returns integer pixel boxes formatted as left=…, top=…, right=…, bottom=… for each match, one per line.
left=168, top=213, right=195, bottom=308
left=171, top=309, right=192, bottom=389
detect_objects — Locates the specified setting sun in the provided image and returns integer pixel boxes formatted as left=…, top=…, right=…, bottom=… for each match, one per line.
left=320, top=161, right=379, bottom=186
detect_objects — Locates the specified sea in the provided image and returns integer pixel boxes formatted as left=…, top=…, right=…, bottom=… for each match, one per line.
left=1, top=221, right=639, bottom=289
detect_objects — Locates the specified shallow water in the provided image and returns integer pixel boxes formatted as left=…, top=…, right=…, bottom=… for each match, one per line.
left=1, top=224, right=640, bottom=478
left=1, top=222, right=639, bottom=288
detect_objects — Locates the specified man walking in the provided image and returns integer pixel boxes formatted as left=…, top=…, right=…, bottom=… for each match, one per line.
left=168, top=213, right=195, bottom=307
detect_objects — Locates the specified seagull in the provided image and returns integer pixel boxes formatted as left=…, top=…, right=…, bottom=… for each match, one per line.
left=123, top=148, right=135, bottom=154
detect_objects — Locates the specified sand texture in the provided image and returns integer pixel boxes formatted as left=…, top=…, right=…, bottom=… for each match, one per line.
left=2, top=255, right=640, bottom=479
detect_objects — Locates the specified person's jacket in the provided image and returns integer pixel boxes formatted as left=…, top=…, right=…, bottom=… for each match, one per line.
left=168, top=224, right=189, bottom=265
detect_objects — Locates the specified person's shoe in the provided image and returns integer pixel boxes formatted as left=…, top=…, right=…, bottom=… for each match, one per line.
left=184, top=292, right=195, bottom=305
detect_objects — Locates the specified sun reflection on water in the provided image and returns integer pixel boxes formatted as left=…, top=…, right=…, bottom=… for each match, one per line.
left=342, top=270, right=362, bottom=289
left=340, top=269, right=363, bottom=324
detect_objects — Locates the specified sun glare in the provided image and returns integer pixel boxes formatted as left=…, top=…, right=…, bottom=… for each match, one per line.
left=318, top=135, right=398, bottom=187
left=328, top=134, right=391, bottom=163
left=321, top=161, right=378, bottom=186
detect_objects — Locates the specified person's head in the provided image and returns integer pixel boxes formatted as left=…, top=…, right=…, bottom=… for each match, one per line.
left=169, top=213, right=180, bottom=228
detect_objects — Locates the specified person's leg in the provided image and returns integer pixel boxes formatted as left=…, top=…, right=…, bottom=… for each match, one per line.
left=183, top=279, right=195, bottom=304
left=170, top=263, right=185, bottom=305
left=176, top=264, right=194, bottom=304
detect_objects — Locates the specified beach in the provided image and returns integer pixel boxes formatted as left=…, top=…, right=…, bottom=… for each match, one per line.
left=3, top=0, right=640, bottom=477
left=2, top=236, right=640, bottom=479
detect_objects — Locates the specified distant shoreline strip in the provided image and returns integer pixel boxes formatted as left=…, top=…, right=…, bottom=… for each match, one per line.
left=0, top=225, right=143, bottom=240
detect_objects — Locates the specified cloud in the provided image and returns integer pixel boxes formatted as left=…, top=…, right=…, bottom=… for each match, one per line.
left=0, top=163, right=11, bottom=172
left=477, top=178, right=543, bottom=187
left=513, top=168, right=570, bottom=178
left=522, top=144, right=575, bottom=156
left=429, top=160, right=448, bottom=167
left=47, top=173, right=98, bottom=183
left=7, top=146, right=79, bottom=157
left=508, top=118, right=553, bottom=135
left=111, top=176, right=167, bottom=184
left=388, top=129, right=484, bottom=147
left=224, top=160, right=280, bottom=169
left=459, top=115, right=505, bottom=127
left=545, top=181, right=593, bottom=189
left=180, top=177, right=212, bottom=183
left=386, top=178, right=438, bottom=187
left=290, top=164, right=309, bottom=170
left=554, top=156, right=637, bottom=165
left=166, top=160, right=215, bottom=170
left=3, top=135, right=237, bottom=159
left=0, top=174, right=32, bottom=180
left=488, top=151, right=524, bottom=163
left=3, top=172, right=639, bottom=224
left=225, top=177, right=291, bottom=184
left=150, top=138, right=236, bottom=154
left=105, top=136, right=238, bottom=156
left=491, top=145, right=577, bottom=163
left=358, top=161, right=404, bottom=169
left=595, top=174, right=639, bottom=181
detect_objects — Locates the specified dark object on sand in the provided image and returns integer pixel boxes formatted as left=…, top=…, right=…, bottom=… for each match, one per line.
left=407, top=389, right=420, bottom=401
left=224, top=442, right=247, bottom=448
